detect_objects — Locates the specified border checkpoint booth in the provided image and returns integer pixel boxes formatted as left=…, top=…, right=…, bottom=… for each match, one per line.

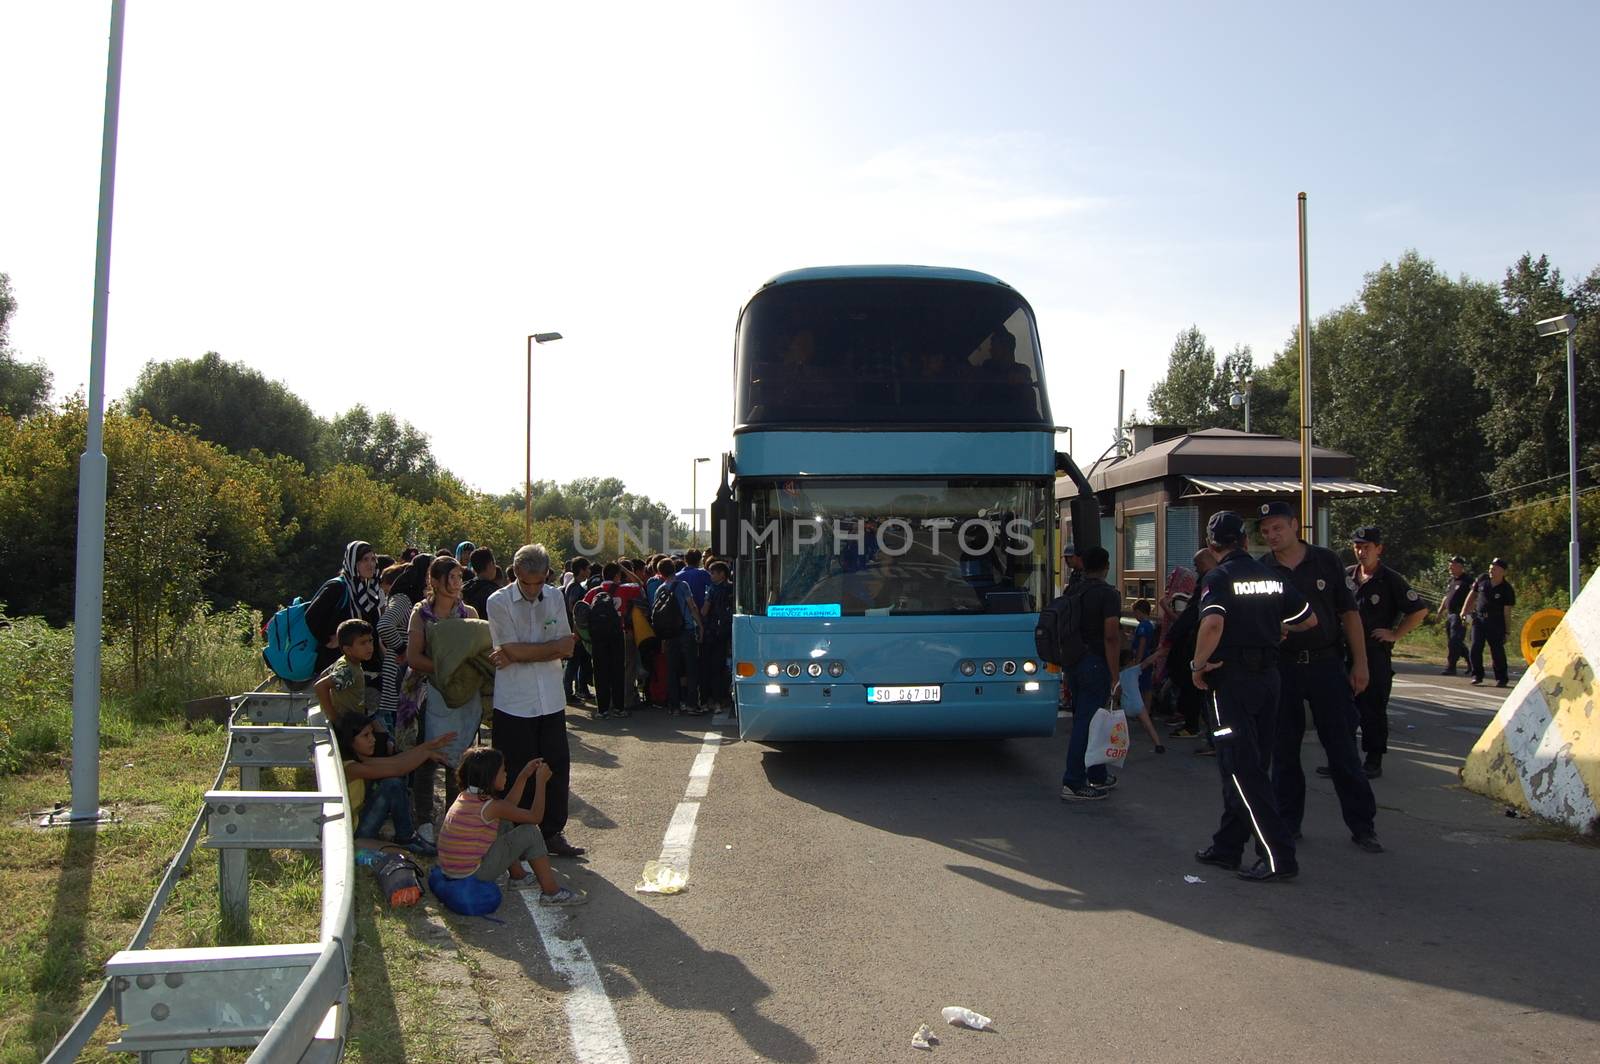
left=1055, top=426, right=1396, bottom=605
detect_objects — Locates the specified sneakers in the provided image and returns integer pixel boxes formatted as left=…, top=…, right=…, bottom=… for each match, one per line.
left=545, top=833, right=587, bottom=858
left=1060, top=784, right=1109, bottom=801
left=1169, top=727, right=1201, bottom=739
left=398, top=834, right=436, bottom=857
left=537, top=886, right=589, bottom=906
left=1314, top=765, right=1333, bottom=777
left=414, top=823, right=437, bottom=846
left=1470, top=678, right=1485, bottom=686
left=506, top=862, right=543, bottom=890
left=1154, top=744, right=1166, bottom=754
left=1353, top=833, right=1384, bottom=853
left=1091, top=774, right=1119, bottom=791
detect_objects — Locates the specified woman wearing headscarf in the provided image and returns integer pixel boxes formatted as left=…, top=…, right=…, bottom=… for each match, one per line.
left=306, top=541, right=386, bottom=681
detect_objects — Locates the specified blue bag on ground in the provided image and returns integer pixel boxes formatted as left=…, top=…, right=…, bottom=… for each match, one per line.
left=428, top=865, right=503, bottom=916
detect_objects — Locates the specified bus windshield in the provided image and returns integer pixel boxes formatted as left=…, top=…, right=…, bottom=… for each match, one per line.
left=737, top=478, right=1053, bottom=616
left=736, top=280, right=1050, bottom=428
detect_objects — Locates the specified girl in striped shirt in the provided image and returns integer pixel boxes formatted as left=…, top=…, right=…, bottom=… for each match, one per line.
left=436, top=747, right=587, bottom=906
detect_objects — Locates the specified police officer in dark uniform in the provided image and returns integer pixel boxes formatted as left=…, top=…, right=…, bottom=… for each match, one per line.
left=1438, top=555, right=1473, bottom=675
left=1255, top=501, right=1382, bottom=853
left=1464, top=557, right=1516, bottom=687
left=1191, top=511, right=1317, bottom=882
left=1346, top=526, right=1429, bottom=777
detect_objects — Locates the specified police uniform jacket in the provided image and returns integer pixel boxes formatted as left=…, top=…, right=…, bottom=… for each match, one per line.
left=1347, top=563, right=1426, bottom=654
left=1471, top=575, right=1516, bottom=633
left=1198, top=550, right=1312, bottom=667
left=1265, top=542, right=1353, bottom=661
left=1442, top=573, right=1473, bottom=616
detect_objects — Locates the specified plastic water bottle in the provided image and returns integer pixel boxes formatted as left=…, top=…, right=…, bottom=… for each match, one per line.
left=355, top=849, right=380, bottom=867
left=941, top=1006, right=993, bottom=1030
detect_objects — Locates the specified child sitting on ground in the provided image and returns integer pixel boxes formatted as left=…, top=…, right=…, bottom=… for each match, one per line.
left=315, top=619, right=375, bottom=722
left=333, top=711, right=456, bottom=856
left=435, top=747, right=587, bottom=906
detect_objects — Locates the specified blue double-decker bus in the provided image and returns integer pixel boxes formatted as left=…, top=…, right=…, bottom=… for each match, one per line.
left=709, top=265, right=1098, bottom=741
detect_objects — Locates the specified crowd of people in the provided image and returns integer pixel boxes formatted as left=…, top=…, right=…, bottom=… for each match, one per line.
left=1053, top=503, right=1519, bottom=882
left=297, top=538, right=735, bottom=909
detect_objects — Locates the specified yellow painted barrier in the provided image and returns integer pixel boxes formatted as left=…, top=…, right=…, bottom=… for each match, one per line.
left=1462, top=580, right=1599, bottom=834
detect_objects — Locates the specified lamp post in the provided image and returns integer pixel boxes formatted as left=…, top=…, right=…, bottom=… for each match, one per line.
left=1229, top=372, right=1254, bottom=433
left=1536, top=313, right=1581, bottom=602
left=692, top=457, right=711, bottom=547
left=525, top=332, right=563, bottom=540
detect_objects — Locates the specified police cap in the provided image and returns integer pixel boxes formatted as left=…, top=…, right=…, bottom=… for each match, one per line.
left=1491, top=557, right=1509, bottom=569
left=1450, top=554, right=1468, bottom=565
left=1351, top=525, right=1383, bottom=545
left=1257, top=500, right=1295, bottom=520
left=1206, top=510, right=1247, bottom=546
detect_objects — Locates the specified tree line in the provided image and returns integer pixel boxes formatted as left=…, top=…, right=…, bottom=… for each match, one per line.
left=1141, top=251, right=1600, bottom=601
left=0, top=279, right=685, bottom=683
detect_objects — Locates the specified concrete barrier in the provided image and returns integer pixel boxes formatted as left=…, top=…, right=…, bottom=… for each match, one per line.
left=1461, top=575, right=1600, bottom=835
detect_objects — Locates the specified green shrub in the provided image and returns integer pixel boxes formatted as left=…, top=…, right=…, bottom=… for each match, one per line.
left=0, top=603, right=266, bottom=776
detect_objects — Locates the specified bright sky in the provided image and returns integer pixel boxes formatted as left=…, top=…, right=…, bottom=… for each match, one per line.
left=4, top=2, right=1597, bottom=526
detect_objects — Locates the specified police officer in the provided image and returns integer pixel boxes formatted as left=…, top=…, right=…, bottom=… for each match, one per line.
left=1463, top=557, right=1516, bottom=687
left=1437, top=555, right=1473, bottom=675
left=1346, top=527, right=1428, bottom=777
left=1255, top=501, right=1382, bottom=853
left=1191, top=511, right=1317, bottom=882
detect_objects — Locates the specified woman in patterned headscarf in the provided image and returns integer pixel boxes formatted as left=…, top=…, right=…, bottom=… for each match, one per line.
left=307, top=540, right=386, bottom=679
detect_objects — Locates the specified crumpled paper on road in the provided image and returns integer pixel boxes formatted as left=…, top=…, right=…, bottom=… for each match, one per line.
left=635, top=860, right=688, bottom=894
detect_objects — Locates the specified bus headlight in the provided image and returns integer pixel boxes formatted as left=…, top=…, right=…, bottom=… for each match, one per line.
left=785, top=663, right=802, bottom=678
left=1022, top=660, right=1038, bottom=674
left=828, top=660, right=845, bottom=677
left=807, top=662, right=823, bottom=677
left=959, top=660, right=977, bottom=676
left=765, top=662, right=781, bottom=677
left=981, top=660, right=997, bottom=676
left=1001, top=660, right=1017, bottom=675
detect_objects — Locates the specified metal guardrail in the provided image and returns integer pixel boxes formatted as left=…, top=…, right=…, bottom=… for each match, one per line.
left=44, top=689, right=356, bottom=1063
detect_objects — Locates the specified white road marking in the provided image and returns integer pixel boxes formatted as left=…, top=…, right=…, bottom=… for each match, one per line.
left=519, top=895, right=632, bottom=1064
left=1392, top=702, right=1448, bottom=717
left=1392, top=679, right=1505, bottom=705
left=651, top=730, right=724, bottom=882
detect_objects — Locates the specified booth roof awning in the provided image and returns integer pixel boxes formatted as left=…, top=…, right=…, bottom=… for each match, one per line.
left=1183, top=476, right=1395, bottom=496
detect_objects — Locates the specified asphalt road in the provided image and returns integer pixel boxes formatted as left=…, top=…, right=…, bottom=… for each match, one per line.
left=478, top=660, right=1600, bottom=1064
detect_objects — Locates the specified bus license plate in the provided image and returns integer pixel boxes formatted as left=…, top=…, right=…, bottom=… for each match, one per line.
left=867, top=685, right=941, bottom=704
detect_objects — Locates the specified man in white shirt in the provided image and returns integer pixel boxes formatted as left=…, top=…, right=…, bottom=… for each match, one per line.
left=487, top=544, right=585, bottom=857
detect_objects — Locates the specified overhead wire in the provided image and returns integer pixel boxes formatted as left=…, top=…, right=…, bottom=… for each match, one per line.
left=1416, top=484, right=1600, bottom=531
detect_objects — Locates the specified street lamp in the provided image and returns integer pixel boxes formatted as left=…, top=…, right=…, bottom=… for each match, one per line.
left=692, top=457, right=711, bottom=547
left=1535, top=313, right=1581, bottom=603
left=1228, top=372, right=1254, bottom=433
left=526, top=332, right=563, bottom=540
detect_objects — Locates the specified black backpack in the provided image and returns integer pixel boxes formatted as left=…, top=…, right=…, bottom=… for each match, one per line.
left=650, top=581, right=685, bottom=640
left=1035, top=585, right=1089, bottom=667
left=588, top=590, right=624, bottom=641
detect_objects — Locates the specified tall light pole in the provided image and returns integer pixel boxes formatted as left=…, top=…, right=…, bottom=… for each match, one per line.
left=692, top=457, right=711, bottom=547
left=1536, top=313, right=1581, bottom=602
left=1229, top=372, right=1254, bottom=433
left=63, top=0, right=127, bottom=827
left=525, top=332, right=563, bottom=540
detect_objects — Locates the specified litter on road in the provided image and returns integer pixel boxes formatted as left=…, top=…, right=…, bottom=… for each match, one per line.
left=636, top=860, right=688, bottom=894
left=911, top=1023, right=938, bottom=1050
left=1184, top=874, right=1205, bottom=884
left=941, top=1006, right=993, bottom=1030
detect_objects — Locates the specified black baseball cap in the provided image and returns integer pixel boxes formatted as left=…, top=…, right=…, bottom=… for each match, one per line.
left=1351, top=525, right=1383, bottom=545
left=1207, top=510, right=1247, bottom=545
left=1257, top=500, right=1295, bottom=520
left=1450, top=554, right=1468, bottom=565
left=1491, top=557, right=1509, bottom=569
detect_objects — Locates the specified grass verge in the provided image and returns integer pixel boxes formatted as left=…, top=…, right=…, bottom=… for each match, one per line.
left=0, top=723, right=467, bottom=1063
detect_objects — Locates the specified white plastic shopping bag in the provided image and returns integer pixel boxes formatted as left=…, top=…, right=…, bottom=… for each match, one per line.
left=1085, top=706, right=1130, bottom=768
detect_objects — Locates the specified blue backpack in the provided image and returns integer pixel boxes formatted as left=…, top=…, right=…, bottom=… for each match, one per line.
left=264, top=579, right=345, bottom=683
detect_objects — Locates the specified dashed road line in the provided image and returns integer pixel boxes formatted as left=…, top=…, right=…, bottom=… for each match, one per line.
left=651, top=730, right=723, bottom=882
